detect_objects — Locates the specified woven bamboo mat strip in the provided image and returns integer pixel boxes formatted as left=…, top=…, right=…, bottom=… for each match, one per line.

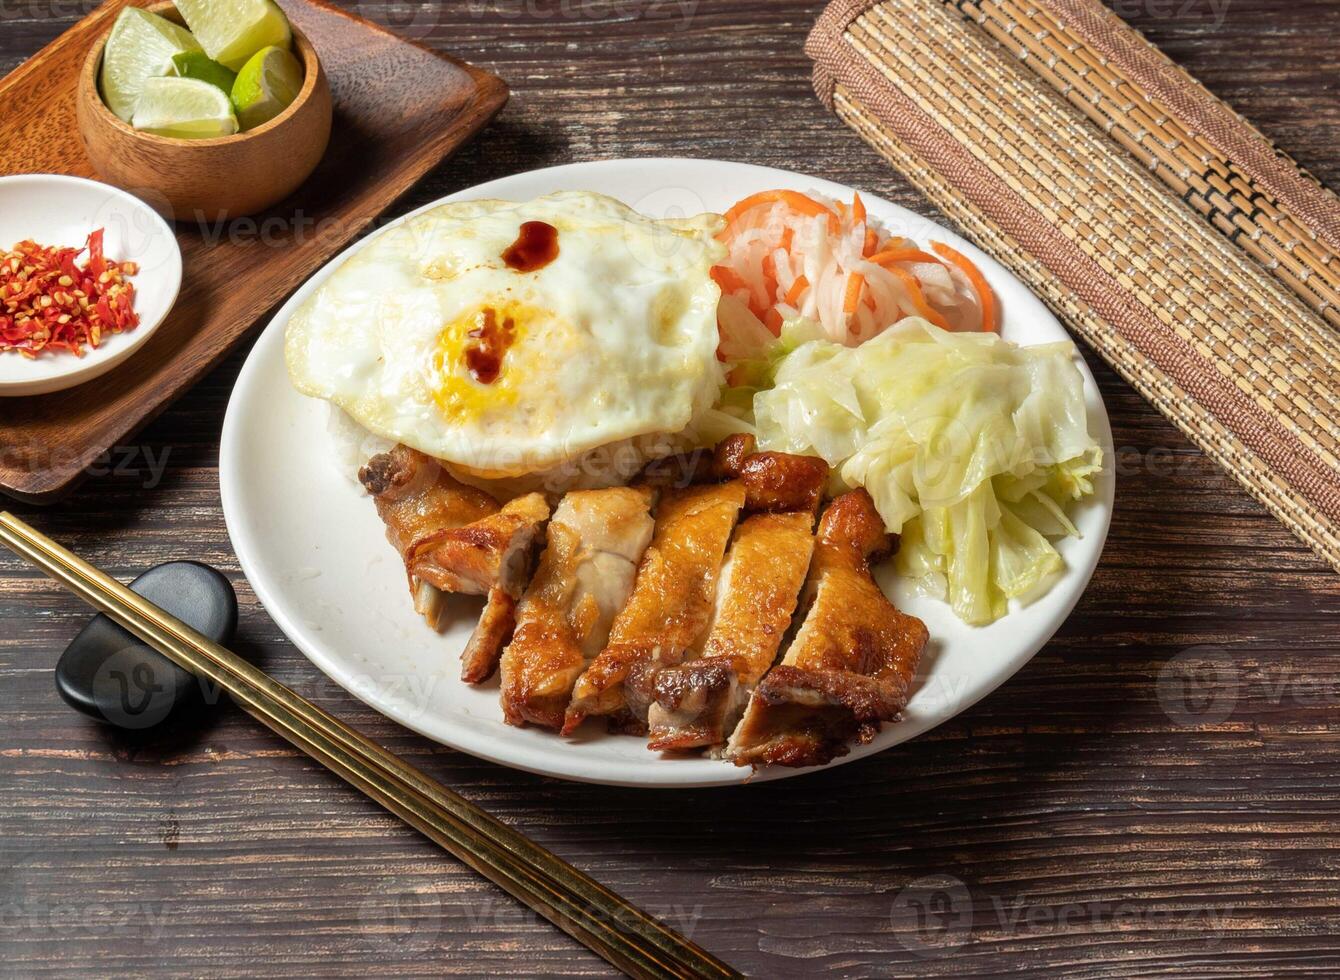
left=805, top=0, right=1340, bottom=572
left=953, top=0, right=1340, bottom=331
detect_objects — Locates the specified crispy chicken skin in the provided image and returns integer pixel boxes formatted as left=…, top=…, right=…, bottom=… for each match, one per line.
left=360, top=445, right=550, bottom=681
left=367, top=438, right=931, bottom=770
left=360, top=445, right=500, bottom=623
left=647, top=509, right=816, bottom=751
left=428, top=493, right=550, bottom=683
left=640, top=434, right=828, bottom=514
left=360, top=445, right=499, bottom=571
left=409, top=492, right=550, bottom=598
left=500, top=488, right=656, bottom=729
left=722, top=435, right=829, bottom=515
left=726, top=489, right=928, bottom=768
left=644, top=435, right=829, bottom=752
left=563, top=481, right=746, bottom=734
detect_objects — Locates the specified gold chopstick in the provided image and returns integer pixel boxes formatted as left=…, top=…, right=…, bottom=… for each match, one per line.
left=0, top=511, right=740, bottom=980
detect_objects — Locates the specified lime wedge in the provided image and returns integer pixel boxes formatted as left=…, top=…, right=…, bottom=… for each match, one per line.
left=131, top=76, right=239, bottom=139
left=171, top=51, right=237, bottom=96
left=230, top=46, right=303, bottom=131
left=174, top=0, right=291, bottom=72
left=99, top=7, right=202, bottom=122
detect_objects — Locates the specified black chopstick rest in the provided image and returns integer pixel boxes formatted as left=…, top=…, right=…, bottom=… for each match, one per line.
left=55, top=561, right=238, bottom=730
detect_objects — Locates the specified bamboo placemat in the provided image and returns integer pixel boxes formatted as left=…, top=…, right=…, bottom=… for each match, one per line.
left=806, top=0, right=1340, bottom=573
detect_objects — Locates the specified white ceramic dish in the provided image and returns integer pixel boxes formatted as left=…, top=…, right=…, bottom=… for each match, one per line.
left=220, top=158, right=1114, bottom=788
left=0, top=174, right=181, bottom=397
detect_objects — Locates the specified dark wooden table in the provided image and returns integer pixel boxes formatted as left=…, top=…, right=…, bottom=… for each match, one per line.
left=4, top=1, right=1339, bottom=976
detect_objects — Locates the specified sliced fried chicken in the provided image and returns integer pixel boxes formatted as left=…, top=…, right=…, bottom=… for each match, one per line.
left=643, top=436, right=829, bottom=752
left=360, top=445, right=500, bottom=623
left=462, top=587, right=521, bottom=684
left=647, top=509, right=816, bottom=751
left=719, top=434, right=829, bottom=514
left=726, top=489, right=928, bottom=768
left=500, top=487, right=656, bottom=729
left=427, top=492, right=550, bottom=683
left=409, top=492, right=550, bottom=598
left=360, top=445, right=500, bottom=562
left=563, top=481, right=746, bottom=735
left=360, top=445, right=550, bottom=681
left=639, top=433, right=829, bottom=514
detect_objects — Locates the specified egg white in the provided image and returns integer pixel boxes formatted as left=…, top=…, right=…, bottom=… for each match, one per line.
left=285, top=191, right=726, bottom=479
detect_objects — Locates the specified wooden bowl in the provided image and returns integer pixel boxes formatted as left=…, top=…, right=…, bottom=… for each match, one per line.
left=76, top=2, right=331, bottom=220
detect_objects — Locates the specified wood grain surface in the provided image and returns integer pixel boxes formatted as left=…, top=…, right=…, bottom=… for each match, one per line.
left=0, top=0, right=505, bottom=501
left=2, top=1, right=1339, bottom=977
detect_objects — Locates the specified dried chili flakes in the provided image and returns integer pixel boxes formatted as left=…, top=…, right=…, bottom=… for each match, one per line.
left=0, top=229, right=139, bottom=358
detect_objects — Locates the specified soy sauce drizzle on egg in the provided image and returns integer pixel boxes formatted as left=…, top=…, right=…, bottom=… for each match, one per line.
left=501, top=221, right=559, bottom=272
left=464, top=308, right=516, bottom=384
left=467, top=222, right=558, bottom=384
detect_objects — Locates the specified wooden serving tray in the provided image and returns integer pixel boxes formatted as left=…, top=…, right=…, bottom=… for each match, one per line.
left=0, top=0, right=507, bottom=502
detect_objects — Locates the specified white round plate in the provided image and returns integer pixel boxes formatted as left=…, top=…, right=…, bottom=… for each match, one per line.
left=0, top=174, right=181, bottom=397
left=221, top=158, right=1114, bottom=788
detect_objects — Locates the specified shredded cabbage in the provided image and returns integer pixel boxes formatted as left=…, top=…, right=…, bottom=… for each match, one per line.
left=751, top=317, right=1102, bottom=625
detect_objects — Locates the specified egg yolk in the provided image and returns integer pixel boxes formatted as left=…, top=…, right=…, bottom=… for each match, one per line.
left=431, top=301, right=537, bottom=421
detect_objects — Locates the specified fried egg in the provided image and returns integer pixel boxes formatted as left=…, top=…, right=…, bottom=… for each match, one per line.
left=285, top=191, right=726, bottom=480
